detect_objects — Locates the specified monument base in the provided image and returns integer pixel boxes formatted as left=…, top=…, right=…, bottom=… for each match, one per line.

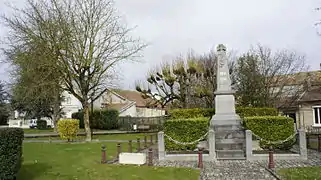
left=210, top=113, right=246, bottom=160
left=210, top=113, right=241, bottom=126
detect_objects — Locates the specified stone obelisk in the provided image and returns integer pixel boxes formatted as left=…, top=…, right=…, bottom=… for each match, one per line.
left=210, top=44, right=241, bottom=127
left=210, top=44, right=245, bottom=159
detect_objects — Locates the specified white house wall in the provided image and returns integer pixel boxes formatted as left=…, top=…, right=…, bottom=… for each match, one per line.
left=61, top=91, right=83, bottom=118
left=136, top=108, right=165, bottom=117
left=120, top=105, right=137, bottom=117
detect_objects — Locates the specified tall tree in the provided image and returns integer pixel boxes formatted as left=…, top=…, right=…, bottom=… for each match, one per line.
left=2, top=0, right=146, bottom=141
left=137, top=50, right=235, bottom=108
left=6, top=44, right=62, bottom=130
left=234, top=44, right=308, bottom=107
left=0, top=82, right=10, bottom=125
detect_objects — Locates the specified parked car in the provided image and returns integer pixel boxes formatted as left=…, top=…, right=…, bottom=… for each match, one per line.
left=29, top=119, right=54, bottom=129
left=29, top=119, right=37, bottom=128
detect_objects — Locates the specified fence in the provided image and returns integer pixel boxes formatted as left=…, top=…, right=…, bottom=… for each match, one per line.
left=118, top=116, right=169, bottom=132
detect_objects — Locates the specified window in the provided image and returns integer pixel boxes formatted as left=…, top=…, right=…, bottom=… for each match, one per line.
left=67, top=97, right=71, bottom=104
left=313, top=106, right=321, bottom=125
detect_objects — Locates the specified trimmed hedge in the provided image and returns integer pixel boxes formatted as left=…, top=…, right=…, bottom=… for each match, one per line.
left=164, top=117, right=209, bottom=151
left=72, top=109, right=119, bottom=130
left=243, top=116, right=295, bottom=150
left=0, top=128, right=24, bottom=180
left=36, top=120, right=47, bottom=129
left=168, top=107, right=278, bottom=119
left=57, top=119, right=80, bottom=141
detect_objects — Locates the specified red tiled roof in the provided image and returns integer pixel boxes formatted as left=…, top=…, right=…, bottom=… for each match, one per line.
left=299, top=86, right=321, bottom=102
left=112, top=90, right=160, bottom=108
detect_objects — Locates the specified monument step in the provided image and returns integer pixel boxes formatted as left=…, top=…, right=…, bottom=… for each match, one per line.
left=217, top=157, right=246, bottom=160
left=216, top=150, right=245, bottom=158
left=215, top=142, right=245, bottom=150
left=215, top=138, right=245, bottom=144
left=213, top=125, right=244, bottom=131
left=215, top=131, right=245, bottom=139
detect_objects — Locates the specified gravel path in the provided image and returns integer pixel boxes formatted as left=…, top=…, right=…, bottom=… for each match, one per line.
left=150, top=145, right=321, bottom=180
left=154, top=160, right=276, bottom=180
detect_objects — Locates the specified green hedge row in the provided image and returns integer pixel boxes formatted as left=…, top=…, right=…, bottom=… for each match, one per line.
left=36, top=120, right=47, bottom=129
left=164, top=117, right=209, bottom=151
left=168, top=107, right=278, bottom=119
left=0, top=128, right=24, bottom=180
left=243, top=116, right=295, bottom=150
left=72, top=109, right=119, bottom=130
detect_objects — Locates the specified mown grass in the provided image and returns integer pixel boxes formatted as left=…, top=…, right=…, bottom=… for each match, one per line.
left=278, top=166, right=321, bottom=180
left=18, top=142, right=200, bottom=180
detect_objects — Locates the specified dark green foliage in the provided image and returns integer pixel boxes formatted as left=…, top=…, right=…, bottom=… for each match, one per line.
left=0, top=128, right=24, bottom=180
left=168, top=107, right=278, bottom=119
left=236, top=107, right=278, bottom=117
left=36, top=120, right=47, bottom=129
left=72, top=109, right=119, bottom=130
left=0, top=82, right=10, bottom=125
left=164, top=117, right=209, bottom=151
left=243, top=116, right=295, bottom=150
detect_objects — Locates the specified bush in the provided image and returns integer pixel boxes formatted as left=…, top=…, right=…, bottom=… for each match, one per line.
left=36, top=120, right=47, bottom=130
left=57, top=119, right=80, bottom=141
left=0, top=128, right=24, bottom=180
left=72, top=109, right=119, bottom=130
left=164, top=117, right=209, bottom=151
left=243, top=116, right=295, bottom=150
left=168, top=107, right=278, bottom=119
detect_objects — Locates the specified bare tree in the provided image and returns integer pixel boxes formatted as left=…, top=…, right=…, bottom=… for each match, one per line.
left=2, top=0, right=146, bottom=141
left=234, top=44, right=308, bottom=108
left=136, top=49, right=236, bottom=108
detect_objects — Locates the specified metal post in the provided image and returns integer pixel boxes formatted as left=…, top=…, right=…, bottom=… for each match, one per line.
left=144, top=136, right=147, bottom=148
left=150, top=134, right=153, bottom=145
left=117, top=143, right=121, bottom=159
left=307, top=134, right=310, bottom=149
left=318, top=135, right=321, bottom=152
left=268, top=147, right=275, bottom=169
left=198, top=149, right=203, bottom=169
left=128, top=140, right=132, bottom=153
left=148, top=148, right=153, bottom=166
left=101, top=144, right=107, bottom=164
left=137, top=138, right=141, bottom=152
left=155, top=133, right=158, bottom=143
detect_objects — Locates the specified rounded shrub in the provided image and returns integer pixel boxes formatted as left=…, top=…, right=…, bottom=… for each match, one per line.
left=164, top=117, right=209, bottom=151
left=243, top=116, right=295, bottom=150
left=36, top=120, right=47, bottom=130
left=57, top=119, right=80, bottom=141
left=72, top=109, right=119, bottom=130
left=0, top=128, right=24, bottom=180
left=168, top=107, right=278, bottom=119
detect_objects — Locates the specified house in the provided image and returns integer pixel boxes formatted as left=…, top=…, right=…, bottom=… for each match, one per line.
left=60, top=89, right=165, bottom=118
left=100, top=89, right=165, bottom=117
left=275, top=70, right=321, bottom=130
left=60, top=91, right=83, bottom=118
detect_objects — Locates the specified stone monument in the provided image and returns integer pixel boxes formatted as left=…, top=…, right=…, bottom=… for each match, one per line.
left=210, top=44, right=245, bottom=159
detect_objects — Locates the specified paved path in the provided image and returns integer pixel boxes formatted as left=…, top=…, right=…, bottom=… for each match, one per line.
left=151, top=146, right=321, bottom=180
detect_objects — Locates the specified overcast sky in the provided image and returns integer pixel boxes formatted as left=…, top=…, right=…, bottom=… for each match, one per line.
left=1, top=0, right=321, bottom=90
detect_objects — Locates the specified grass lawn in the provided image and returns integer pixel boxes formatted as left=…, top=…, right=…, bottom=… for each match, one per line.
left=23, top=128, right=109, bottom=134
left=18, top=142, right=199, bottom=180
left=278, top=166, right=321, bottom=180
left=24, top=133, right=155, bottom=141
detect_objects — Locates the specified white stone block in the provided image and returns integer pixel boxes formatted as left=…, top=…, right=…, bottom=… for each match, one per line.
left=119, top=153, right=146, bottom=165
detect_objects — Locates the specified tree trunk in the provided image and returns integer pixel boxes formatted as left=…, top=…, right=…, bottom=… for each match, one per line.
left=52, top=102, right=60, bottom=132
left=52, top=88, right=61, bottom=133
left=83, top=102, right=92, bottom=141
